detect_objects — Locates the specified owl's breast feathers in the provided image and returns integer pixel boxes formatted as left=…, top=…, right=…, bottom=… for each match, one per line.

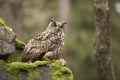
left=21, top=30, right=64, bottom=62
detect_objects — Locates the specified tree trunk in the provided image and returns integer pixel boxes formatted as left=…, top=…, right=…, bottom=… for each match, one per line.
left=94, top=0, right=115, bottom=80
left=58, top=0, right=70, bottom=21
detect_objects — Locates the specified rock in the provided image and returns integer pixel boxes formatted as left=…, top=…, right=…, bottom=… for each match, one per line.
left=0, top=18, right=25, bottom=59
left=2, top=42, right=15, bottom=55
left=0, top=63, right=12, bottom=80
left=0, top=59, right=73, bottom=80
left=0, top=19, right=16, bottom=58
left=0, top=26, right=16, bottom=43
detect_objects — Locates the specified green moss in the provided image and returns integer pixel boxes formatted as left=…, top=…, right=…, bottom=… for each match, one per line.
left=0, top=17, right=5, bottom=26
left=6, top=53, right=22, bottom=62
left=28, top=68, right=39, bottom=78
left=51, top=61, right=73, bottom=80
left=3, top=60, right=49, bottom=80
left=34, top=60, right=49, bottom=66
left=15, top=39, right=26, bottom=50
left=0, top=17, right=13, bottom=32
left=2, top=59, right=73, bottom=80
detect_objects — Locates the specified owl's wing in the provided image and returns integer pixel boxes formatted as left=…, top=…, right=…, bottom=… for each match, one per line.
left=21, top=31, right=60, bottom=62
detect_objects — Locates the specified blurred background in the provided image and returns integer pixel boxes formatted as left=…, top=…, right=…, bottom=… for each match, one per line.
left=0, top=0, right=120, bottom=80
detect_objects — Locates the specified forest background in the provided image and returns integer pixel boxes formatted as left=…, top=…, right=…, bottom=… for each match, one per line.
left=0, top=0, right=120, bottom=80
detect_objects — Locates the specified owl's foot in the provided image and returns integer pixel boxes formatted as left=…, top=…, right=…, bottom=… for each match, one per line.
left=57, top=58, right=67, bottom=66
left=28, top=61, right=32, bottom=63
left=43, top=52, right=54, bottom=60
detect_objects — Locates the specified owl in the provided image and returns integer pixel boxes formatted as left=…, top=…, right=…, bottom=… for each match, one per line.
left=21, top=20, right=66, bottom=62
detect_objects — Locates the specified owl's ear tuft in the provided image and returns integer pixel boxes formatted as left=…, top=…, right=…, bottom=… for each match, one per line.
left=50, top=19, right=57, bottom=27
left=63, top=22, right=67, bottom=25
left=61, top=22, right=67, bottom=28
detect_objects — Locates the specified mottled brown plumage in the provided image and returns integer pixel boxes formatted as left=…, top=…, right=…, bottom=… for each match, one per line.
left=21, top=20, right=66, bottom=62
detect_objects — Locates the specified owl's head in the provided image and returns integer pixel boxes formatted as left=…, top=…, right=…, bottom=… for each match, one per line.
left=46, top=19, right=66, bottom=32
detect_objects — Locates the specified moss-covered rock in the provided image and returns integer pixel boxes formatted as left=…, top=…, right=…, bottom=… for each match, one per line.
left=0, top=17, right=5, bottom=26
left=0, top=18, right=16, bottom=58
left=0, top=17, right=13, bottom=32
left=0, top=18, right=25, bottom=59
left=1, top=59, right=73, bottom=80
left=4, top=61, right=47, bottom=79
left=51, top=61, right=73, bottom=80
left=0, top=17, right=16, bottom=42
left=15, top=39, right=26, bottom=50
left=6, top=53, right=21, bottom=62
